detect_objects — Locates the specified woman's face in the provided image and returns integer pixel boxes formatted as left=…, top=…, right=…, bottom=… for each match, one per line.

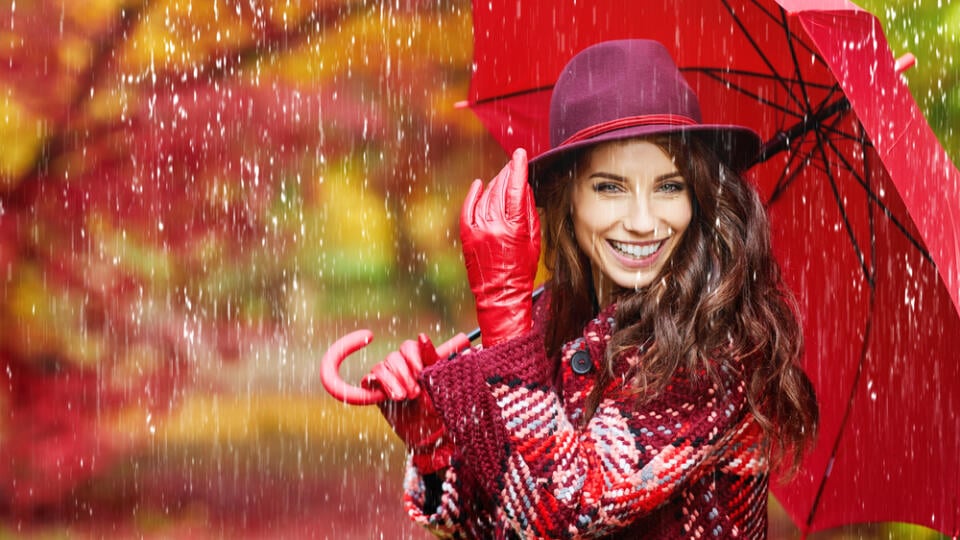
left=571, top=139, right=693, bottom=303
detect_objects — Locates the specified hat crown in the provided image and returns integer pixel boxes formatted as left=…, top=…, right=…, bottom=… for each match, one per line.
left=549, top=40, right=703, bottom=148
left=528, top=38, right=762, bottom=201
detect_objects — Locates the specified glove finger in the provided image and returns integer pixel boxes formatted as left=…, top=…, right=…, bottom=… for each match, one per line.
left=483, top=159, right=512, bottom=224
left=459, top=178, right=484, bottom=232
left=386, top=349, right=421, bottom=399
left=525, top=185, right=541, bottom=244
left=359, top=371, right=379, bottom=390
left=371, top=360, right=408, bottom=401
left=503, top=148, right=528, bottom=222
left=417, top=333, right=440, bottom=368
left=399, top=339, right=424, bottom=374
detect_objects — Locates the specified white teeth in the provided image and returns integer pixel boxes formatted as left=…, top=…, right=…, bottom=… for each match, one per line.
left=611, top=240, right=661, bottom=258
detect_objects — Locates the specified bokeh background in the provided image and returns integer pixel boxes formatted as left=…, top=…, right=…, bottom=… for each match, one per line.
left=0, top=0, right=955, bottom=538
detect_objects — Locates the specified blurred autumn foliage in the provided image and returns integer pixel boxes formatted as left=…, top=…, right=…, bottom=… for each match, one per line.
left=0, top=0, right=500, bottom=535
left=0, top=0, right=955, bottom=538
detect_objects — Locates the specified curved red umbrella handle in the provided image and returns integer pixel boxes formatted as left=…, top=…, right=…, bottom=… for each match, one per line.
left=320, top=329, right=472, bottom=405
left=320, top=330, right=381, bottom=405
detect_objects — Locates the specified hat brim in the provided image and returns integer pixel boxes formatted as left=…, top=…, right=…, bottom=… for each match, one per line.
left=527, top=123, right=762, bottom=205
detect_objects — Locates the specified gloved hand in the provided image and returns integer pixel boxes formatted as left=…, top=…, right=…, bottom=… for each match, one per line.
left=361, top=334, right=453, bottom=473
left=459, top=148, right=541, bottom=347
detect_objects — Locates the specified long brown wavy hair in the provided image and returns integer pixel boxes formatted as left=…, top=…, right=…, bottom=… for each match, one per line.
left=540, top=134, right=818, bottom=470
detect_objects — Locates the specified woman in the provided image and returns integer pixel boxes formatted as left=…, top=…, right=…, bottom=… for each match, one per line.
left=363, top=39, right=819, bottom=538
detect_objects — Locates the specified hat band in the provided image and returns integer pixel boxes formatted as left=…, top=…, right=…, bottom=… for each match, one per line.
left=560, top=114, right=698, bottom=146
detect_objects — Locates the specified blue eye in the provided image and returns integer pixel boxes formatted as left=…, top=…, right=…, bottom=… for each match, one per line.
left=592, top=182, right=623, bottom=193
left=658, top=181, right=686, bottom=193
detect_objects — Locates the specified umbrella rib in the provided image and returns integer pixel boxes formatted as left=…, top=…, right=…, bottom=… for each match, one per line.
left=796, top=141, right=916, bottom=258
left=682, top=67, right=837, bottom=92
left=755, top=94, right=850, bottom=164
left=804, top=283, right=877, bottom=533
left=811, top=88, right=870, bottom=145
left=765, top=141, right=819, bottom=206
left=721, top=0, right=806, bottom=112
left=806, top=126, right=878, bottom=534
left=819, top=121, right=936, bottom=266
left=757, top=88, right=933, bottom=271
left=775, top=3, right=876, bottom=284
left=819, top=123, right=865, bottom=143
left=748, top=0, right=831, bottom=66
left=815, top=126, right=874, bottom=284
left=866, top=129, right=878, bottom=283
left=684, top=68, right=801, bottom=118
left=781, top=4, right=819, bottom=124
left=468, top=84, right=555, bottom=107
left=748, top=0, right=841, bottom=71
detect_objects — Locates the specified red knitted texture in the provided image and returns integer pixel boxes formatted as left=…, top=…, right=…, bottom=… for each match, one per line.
left=408, top=293, right=770, bottom=538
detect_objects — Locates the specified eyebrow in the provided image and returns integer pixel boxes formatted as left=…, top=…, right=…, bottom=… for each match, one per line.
left=587, top=171, right=684, bottom=182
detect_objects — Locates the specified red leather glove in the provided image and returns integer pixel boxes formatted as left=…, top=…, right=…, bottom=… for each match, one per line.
left=459, top=148, right=541, bottom=347
left=361, top=334, right=453, bottom=473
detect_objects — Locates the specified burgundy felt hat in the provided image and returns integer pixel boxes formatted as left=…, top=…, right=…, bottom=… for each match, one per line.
left=528, top=39, right=762, bottom=200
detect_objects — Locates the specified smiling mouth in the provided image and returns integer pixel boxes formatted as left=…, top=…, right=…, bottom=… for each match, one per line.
left=609, top=239, right=664, bottom=259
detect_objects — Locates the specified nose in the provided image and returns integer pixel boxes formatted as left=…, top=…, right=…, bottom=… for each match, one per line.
left=621, top=194, right=657, bottom=234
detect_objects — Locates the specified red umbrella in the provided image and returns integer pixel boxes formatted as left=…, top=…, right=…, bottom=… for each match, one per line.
left=461, top=0, right=960, bottom=536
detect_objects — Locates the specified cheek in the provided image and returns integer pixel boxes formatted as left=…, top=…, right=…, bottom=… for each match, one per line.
left=676, top=207, right=693, bottom=233
left=664, top=197, right=694, bottom=233
left=572, top=194, right=613, bottom=230
left=571, top=199, right=606, bottom=247
left=571, top=212, right=595, bottom=253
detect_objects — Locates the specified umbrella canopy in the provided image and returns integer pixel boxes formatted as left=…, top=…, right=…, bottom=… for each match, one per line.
left=464, top=0, right=960, bottom=536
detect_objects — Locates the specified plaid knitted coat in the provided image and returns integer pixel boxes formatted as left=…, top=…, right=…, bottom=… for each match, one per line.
left=403, top=293, right=770, bottom=539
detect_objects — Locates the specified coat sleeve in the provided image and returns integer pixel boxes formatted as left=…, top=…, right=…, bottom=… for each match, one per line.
left=417, top=311, right=753, bottom=538
left=402, top=460, right=469, bottom=539
left=400, top=294, right=553, bottom=537
left=399, top=333, right=547, bottom=538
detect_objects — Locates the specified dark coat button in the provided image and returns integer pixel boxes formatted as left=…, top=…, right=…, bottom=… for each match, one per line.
left=570, top=350, right=593, bottom=374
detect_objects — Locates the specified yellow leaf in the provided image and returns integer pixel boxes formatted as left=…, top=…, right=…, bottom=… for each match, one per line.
left=150, top=394, right=389, bottom=445
left=1, top=264, right=104, bottom=367
left=261, top=7, right=472, bottom=86
left=63, top=0, right=144, bottom=33
left=0, top=90, right=43, bottom=191
left=120, top=0, right=254, bottom=73
left=306, top=157, right=395, bottom=279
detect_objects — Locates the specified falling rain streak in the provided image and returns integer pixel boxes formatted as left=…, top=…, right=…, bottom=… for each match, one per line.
left=0, top=0, right=955, bottom=539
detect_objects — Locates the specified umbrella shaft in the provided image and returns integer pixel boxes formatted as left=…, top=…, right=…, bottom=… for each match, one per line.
left=756, top=97, right=851, bottom=165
